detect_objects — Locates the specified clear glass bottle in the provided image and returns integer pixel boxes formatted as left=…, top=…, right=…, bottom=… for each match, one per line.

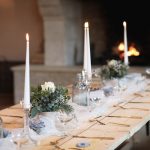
left=72, top=72, right=90, bottom=106
left=90, top=69, right=102, bottom=90
left=0, top=116, right=3, bottom=138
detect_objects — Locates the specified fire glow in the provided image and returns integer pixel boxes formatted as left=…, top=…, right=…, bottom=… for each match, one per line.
left=118, top=42, right=140, bottom=58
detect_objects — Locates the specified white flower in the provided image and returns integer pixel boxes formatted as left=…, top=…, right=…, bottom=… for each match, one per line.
left=108, top=60, right=117, bottom=67
left=41, top=82, right=55, bottom=92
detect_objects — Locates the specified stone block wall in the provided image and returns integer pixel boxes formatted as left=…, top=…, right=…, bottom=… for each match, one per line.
left=11, top=65, right=82, bottom=104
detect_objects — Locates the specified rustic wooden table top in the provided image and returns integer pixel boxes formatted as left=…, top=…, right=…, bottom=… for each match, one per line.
left=1, top=84, right=150, bottom=150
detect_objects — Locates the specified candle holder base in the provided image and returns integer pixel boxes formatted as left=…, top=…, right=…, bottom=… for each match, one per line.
left=22, top=108, right=37, bottom=146
left=10, top=108, right=36, bottom=149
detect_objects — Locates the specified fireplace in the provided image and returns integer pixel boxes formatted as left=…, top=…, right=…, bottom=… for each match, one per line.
left=97, top=0, right=150, bottom=66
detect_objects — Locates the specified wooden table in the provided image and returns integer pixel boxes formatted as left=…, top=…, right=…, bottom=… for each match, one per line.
left=1, top=85, right=150, bottom=150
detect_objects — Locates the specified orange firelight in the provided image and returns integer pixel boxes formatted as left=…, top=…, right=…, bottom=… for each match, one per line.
left=117, top=42, right=140, bottom=59
left=128, top=45, right=140, bottom=56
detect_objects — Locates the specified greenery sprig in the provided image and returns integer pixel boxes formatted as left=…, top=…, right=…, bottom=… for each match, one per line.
left=30, top=82, right=73, bottom=118
left=100, top=59, right=129, bottom=79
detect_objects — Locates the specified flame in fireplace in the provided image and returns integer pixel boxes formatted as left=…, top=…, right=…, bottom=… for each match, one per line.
left=128, top=45, right=140, bottom=56
left=117, top=42, right=140, bottom=58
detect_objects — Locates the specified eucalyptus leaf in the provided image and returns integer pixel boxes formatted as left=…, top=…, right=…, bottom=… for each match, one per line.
left=30, top=107, right=39, bottom=118
left=100, top=59, right=128, bottom=79
left=30, top=84, right=73, bottom=118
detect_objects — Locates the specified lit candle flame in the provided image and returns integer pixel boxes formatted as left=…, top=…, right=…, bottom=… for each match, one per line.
left=118, top=42, right=124, bottom=51
left=123, top=21, right=126, bottom=27
left=84, top=22, right=89, bottom=28
left=26, top=33, right=29, bottom=41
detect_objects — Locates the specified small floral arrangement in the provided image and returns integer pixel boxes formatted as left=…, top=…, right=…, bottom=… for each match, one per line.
left=30, top=82, right=73, bottom=118
left=100, top=59, right=129, bottom=79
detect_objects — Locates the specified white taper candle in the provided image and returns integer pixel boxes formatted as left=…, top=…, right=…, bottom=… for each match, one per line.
left=123, top=21, right=129, bottom=65
left=83, top=22, right=92, bottom=79
left=24, top=33, right=30, bottom=109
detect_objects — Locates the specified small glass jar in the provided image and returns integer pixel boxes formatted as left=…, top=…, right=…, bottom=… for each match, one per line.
left=0, top=116, right=3, bottom=138
left=90, top=69, right=103, bottom=90
left=72, top=73, right=90, bottom=106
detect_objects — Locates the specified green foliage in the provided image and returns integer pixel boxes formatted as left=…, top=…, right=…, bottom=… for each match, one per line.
left=30, top=85, right=73, bottom=118
left=100, top=59, right=129, bottom=79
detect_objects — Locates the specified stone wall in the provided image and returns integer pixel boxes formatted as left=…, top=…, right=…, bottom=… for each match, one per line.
left=0, top=0, right=43, bottom=62
left=37, top=0, right=108, bottom=66
left=0, top=0, right=108, bottom=64
left=11, top=65, right=82, bottom=104
left=82, top=0, right=107, bottom=60
left=38, top=0, right=83, bottom=66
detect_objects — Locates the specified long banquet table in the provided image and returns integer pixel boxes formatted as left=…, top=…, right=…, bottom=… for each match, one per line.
left=1, top=81, right=150, bottom=150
